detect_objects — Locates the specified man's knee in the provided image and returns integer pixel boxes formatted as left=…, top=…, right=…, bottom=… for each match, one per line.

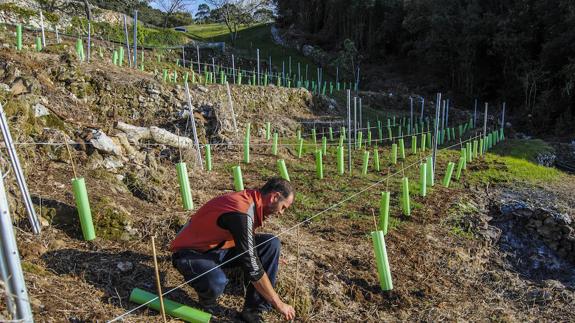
left=258, top=234, right=280, bottom=253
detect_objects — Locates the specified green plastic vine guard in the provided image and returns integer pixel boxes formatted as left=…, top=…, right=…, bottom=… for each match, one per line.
left=176, top=162, right=193, bottom=210
left=297, top=138, right=304, bottom=158
left=420, top=163, right=427, bottom=197
left=72, top=177, right=96, bottom=241
left=35, top=36, right=42, bottom=51
left=379, top=192, right=390, bottom=234
left=329, top=127, right=334, bottom=141
left=312, top=128, right=317, bottom=145
left=119, top=46, right=124, bottom=66
left=129, top=288, right=211, bottom=323
left=371, top=231, right=393, bottom=291
left=272, top=133, right=278, bottom=155
left=373, top=148, right=380, bottom=172
left=232, top=166, right=244, bottom=191
left=16, top=24, right=22, bottom=51
left=443, top=162, right=455, bottom=188
left=357, top=131, right=363, bottom=150
left=315, top=150, right=323, bottom=179
left=244, top=123, right=250, bottom=163
left=398, top=138, right=405, bottom=159
left=362, top=151, right=370, bottom=175
left=266, top=122, right=271, bottom=140
left=205, top=144, right=212, bottom=171
left=455, top=157, right=465, bottom=180
left=411, top=135, right=417, bottom=154
left=402, top=177, right=411, bottom=215
left=277, top=159, right=290, bottom=181
left=337, top=145, right=344, bottom=175
left=421, top=133, right=426, bottom=152
left=426, top=156, right=434, bottom=187
left=391, top=144, right=398, bottom=165
left=461, top=148, right=467, bottom=170
left=322, top=136, right=327, bottom=156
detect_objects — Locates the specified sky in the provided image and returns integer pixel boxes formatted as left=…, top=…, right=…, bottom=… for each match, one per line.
left=149, top=1, right=208, bottom=16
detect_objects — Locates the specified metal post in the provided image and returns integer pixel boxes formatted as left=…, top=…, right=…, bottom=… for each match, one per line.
left=269, top=56, right=272, bottom=75
left=410, top=97, right=414, bottom=133
left=184, top=82, right=204, bottom=169
left=0, top=168, right=34, bottom=322
left=446, top=99, right=449, bottom=128
left=123, top=15, right=131, bottom=67
left=432, top=93, right=441, bottom=174
left=501, top=102, right=506, bottom=129
left=225, top=82, right=238, bottom=134
left=420, top=97, right=425, bottom=123
left=133, top=10, right=138, bottom=68
left=55, top=26, right=60, bottom=44
left=0, top=104, right=41, bottom=234
left=232, top=54, right=236, bottom=84
left=196, top=45, right=200, bottom=75
left=288, top=56, right=292, bottom=75
left=256, top=49, right=260, bottom=85
left=353, top=97, right=357, bottom=142
left=336, top=66, right=339, bottom=84
left=483, top=102, right=488, bottom=140
left=182, top=46, right=185, bottom=68
left=39, top=11, right=46, bottom=47
left=87, top=21, right=91, bottom=62
left=347, top=90, right=352, bottom=173
left=298, top=62, right=301, bottom=82
left=282, top=61, right=285, bottom=86
left=473, top=99, right=478, bottom=128
left=359, top=98, right=362, bottom=130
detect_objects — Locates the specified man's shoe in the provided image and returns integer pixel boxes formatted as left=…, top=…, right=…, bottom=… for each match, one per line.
left=240, top=308, right=263, bottom=323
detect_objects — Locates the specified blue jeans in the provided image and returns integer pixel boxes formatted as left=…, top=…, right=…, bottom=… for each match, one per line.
left=172, top=233, right=280, bottom=311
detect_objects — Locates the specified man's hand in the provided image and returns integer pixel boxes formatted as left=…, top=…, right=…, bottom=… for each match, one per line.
left=275, top=300, right=295, bottom=320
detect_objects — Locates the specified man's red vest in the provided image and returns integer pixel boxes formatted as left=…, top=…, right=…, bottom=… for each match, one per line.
left=169, top=189, right=264, bottom=252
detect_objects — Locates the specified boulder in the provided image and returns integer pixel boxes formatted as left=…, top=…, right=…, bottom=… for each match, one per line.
left=33, top=103, right=50, bottom=117
left=89, top=129, right=122, bottom=156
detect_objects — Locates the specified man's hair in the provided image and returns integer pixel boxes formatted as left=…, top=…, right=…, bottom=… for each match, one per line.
left=260, top=177, right=294, bottom=200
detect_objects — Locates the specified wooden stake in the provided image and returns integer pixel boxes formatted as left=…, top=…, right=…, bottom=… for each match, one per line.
left=371, top=208, right=378, bottom=231
left=151, top=236, right=167, bottom=323
left=64, top=141, right=78, bottom=179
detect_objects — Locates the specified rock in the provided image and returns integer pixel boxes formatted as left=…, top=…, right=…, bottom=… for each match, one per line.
left=302, top=44, right=315, bottom=56
left=150, top=126, right=195, bottom=149
left=10, top=79, right=27, bottom=95
left=102, top=156, right=124, bottom=170
left=536, top=152, right=556, bottom=167
left=195, top=85, right=209, bottom=93
left=0, top=83, right=9, bottom=92
left=33, top=103, right=50, bottom=117
left=86, top=150, right=104, bottom=169
left=89, top=129, right=122, bottom=156
left=116, top=261, right=134, bottom=273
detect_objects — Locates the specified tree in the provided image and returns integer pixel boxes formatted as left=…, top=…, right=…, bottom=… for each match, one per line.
left=207, top=0, right=270, bottom=42
left=153, top=0, right=194, bottom=27
left=195, top=3, right=211, bottom=23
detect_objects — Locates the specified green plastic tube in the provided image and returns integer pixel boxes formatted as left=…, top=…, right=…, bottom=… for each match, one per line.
left=426, top=156, right=434, bottom=187
left=329, top=127, right=334, bottom=141
left=119, top=46, right=124, bottom=66
left=443, top=162, right=455, bottom=188
left=113, top=50, right=118, bottom=65
left=315, top=150, right=323, bottom=179
left=265, top=122, right=271, bottom=140
left=373, top=148, right=380, bottom=172
left=272, top=132, right=278, bottom=155
left=387, top=127, right=392, bottom=140
left=473, top=140, right=478, bottom=159
left=467, top=142, right=473, bottom=163
left=420, top=163, right=427, bottom=197
left=71, top=177, right=96, bottom=241
left=357, top=131, right=363, bottom=150
left=311, top=128, right=317, bottom=145
left=427, top=132, right=432, bottom=149
left=379, top=192, right=390, bottom=234
left=322, top=136, right=327, bottom=156
left=16, top=24, right=22, bottom=51
left=244, top=123, right=250, bottom=163
left=35, top=36, right=42, bottom=52
left=367, top=130, right=372, bottom=147
left=238, top=71, right=242, bottom=85
left=176, top=163, right=194, bottom=210
left=297, top=129, right=301, bottom=141
left=339, top=133, right=345, bottom=147
left=411, top=135, right=417, bottom=154
left=479, top=138, right=484, bottom=156
left=233, top=165, right=244, bottom=191
left=421, top=133, right=426, bottom=152
left=391, top=143, right=397, bottom=165
left=461, top=148, right=467, bottom=170
left=447, top=127, right=451, bottom=141
left=205, top=144, right=212, bottom=171
left=163, top=69, right=168, bottom=82
left=129, top=288, right=211, bottom=323
left=362, top=151, right=370, bottom=175
left=277, top=159, right=290, bottom=181
left=402, top=177, right=411, bottom=216
left=297, top=138, right=303, bottom=158
left=371, top=231, right=393, bottom=291
left=455, top=157, right=465, bottom=180
left=398, top=138, right=405, bottom=159
left=337, top=145, right=344, bottom=175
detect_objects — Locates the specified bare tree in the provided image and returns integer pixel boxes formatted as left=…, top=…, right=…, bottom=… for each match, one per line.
left=207, top=0, right=270, bottom=42
left=154, top=0, right=194, bottom=27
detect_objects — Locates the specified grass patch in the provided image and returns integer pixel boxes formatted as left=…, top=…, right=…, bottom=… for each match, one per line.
left=491, top=139, right=554, bottom=163
left=184, top=23, right=254, bottom=40
left=469, top=155, right=561, bottom=185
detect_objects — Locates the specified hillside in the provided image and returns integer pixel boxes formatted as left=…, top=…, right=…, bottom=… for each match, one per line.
left=0, top=3, right=574, bottom=323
